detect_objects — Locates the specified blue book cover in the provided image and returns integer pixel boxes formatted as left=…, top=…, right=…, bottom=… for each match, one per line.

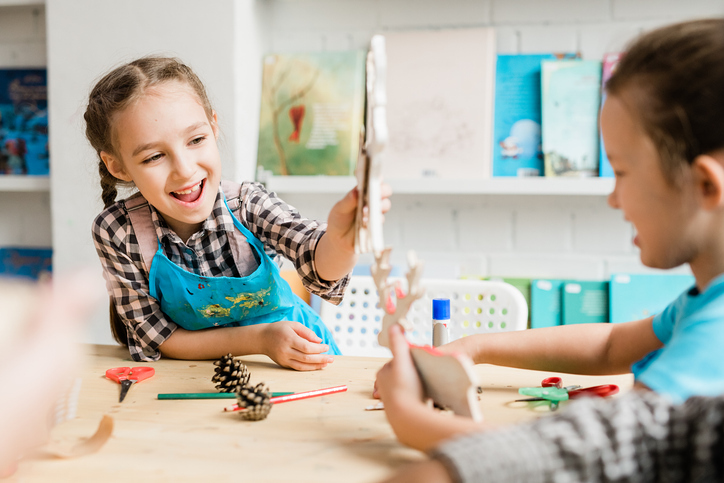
left=0, top=247, right=52, bottom=279
left=599, top=53, right=622, bottom=178
left=0, top=69, right=49, bottom=176
left=531, top=279, right=564, bottom=328
left=562, top=281, right=609, bottom=324
left=609, top=273, right=694, bottom=323
left=542, top=60, right=602, bottom=177
left=493, top=54, right=576, bottom=177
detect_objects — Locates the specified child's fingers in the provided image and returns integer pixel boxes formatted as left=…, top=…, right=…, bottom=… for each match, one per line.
left=292, top=323, right=324, bottom=343
left=388, top=324, right=411, bottom=361
left=287, top=350, right=334, bottom=371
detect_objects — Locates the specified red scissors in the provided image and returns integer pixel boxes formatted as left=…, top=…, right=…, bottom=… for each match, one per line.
left=105, top=367, right=155, bottom=402
left=517, top=376, right=619, bottom=411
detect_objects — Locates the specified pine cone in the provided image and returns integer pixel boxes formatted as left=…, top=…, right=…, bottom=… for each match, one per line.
left=236, top=382, right=272, bottom=421
left=212, top=353, right=250, bottom=393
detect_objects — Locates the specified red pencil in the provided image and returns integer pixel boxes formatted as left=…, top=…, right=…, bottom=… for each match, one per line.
left=224, top=385, right=347, bottom=412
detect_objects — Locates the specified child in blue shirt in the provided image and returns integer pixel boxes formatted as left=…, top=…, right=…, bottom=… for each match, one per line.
left=376, top=17, right=724, bottom=478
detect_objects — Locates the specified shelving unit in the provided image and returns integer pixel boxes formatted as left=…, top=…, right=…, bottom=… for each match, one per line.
left=0, top=175, right=49, bottom=192
left=263, top=175, right=614, bottom=196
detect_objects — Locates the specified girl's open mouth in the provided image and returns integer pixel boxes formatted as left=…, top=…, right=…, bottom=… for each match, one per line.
left=171, top=179, right=205, bottom=203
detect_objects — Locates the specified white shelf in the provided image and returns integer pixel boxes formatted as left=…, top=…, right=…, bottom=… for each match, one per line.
left=262, top=175, right=614, bottom=196
left=0, top=0, right=44, bottom=6
left=0, top=175, right=50, bottom=192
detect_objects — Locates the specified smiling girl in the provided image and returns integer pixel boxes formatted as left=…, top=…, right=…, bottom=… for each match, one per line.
left=86, top=57, right=388, bottom=369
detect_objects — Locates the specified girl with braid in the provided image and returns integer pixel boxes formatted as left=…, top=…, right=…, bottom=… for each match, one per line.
left=86, top=56, right=390, bottom=368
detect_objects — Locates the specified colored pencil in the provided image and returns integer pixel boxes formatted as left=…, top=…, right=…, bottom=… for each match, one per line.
left=223, top=385, right=348, bottom=412
left=158, top=392, right=294, bottom=400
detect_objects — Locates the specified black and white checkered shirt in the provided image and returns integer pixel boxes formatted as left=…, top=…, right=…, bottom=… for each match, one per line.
left=433, top=390, right=724, bottom=482
left=92, top=181, right=348, bottom=362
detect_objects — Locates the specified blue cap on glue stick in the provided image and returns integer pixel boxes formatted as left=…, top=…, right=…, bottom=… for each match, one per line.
left=432, top=298, right=450, bottom=321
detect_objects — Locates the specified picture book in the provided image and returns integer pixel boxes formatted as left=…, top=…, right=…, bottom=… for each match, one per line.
left=599, top=53, right=622, bottom=178
left=541, top=60, right=602, bottom=177
left=0, top=246, right=52, bottom=279
left=493, top=53, right=577, bottom=177
left=562, top=281, right=609, bottom=325
left=256, top=51, right=365, bottom=178
left=609, top=273, right=694, bottom=323
left=382, top=28, right=496, bottom=180
left=0, top=69, right=48, bottom=176
left=530, top=279, right=564, bottom=329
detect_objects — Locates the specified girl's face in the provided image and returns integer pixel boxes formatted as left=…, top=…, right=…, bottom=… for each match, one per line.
left=602, top=93, right=700, bottom=270
left=101, top=80, right=221, bottom=241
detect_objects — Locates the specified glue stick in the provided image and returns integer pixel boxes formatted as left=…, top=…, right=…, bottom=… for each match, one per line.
left=432, top=298, right=450, bottom=347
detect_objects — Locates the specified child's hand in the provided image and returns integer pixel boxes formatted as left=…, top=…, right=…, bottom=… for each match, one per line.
left=375, top=324, right=426, bottom=410
left=326, top=183, right=392, bottom=253
left=260, top=320, right=334, bottom=371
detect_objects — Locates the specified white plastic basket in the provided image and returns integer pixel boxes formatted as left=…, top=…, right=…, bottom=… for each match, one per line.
left=320, top=277, right=529, bottom=357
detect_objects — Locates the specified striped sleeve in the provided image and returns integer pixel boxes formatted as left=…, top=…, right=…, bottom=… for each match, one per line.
left=91, top=203, right=177, bottom=361
left=431, top=391, right=724, bottom=483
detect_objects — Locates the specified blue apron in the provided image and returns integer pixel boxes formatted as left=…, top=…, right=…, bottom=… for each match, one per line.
left=148, top=196, right=341, bottom=355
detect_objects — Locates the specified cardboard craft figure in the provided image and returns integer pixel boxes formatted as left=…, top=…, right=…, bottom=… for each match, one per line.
left=355, top=35, right=482, bottom=422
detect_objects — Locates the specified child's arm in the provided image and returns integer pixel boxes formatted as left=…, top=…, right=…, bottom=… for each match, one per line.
left=315, top=184, right=393, bottom=282
left=442, top=316, right=663, bottom=375
left=158, top=320, right=334, bottom=371
left=384, top=391, right=724, bottom=483
left=376, top=325, right=485, bottom=453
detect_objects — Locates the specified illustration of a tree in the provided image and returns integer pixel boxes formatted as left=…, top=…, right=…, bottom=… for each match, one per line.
left=264, top=61, right=320, bottom=175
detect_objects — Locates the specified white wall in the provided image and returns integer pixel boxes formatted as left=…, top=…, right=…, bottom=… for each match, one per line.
left=45, top=0, right=266, bottom=343
left=29, top=0, right=723, bottom=344
left=261, top=0, right=723, bottom=281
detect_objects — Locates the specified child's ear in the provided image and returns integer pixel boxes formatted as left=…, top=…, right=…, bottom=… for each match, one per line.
left=100, top=151, right=132, bottom=182
left=210, top=110, right=219, bottom=139
left=692, top=152, right=724, bottom=210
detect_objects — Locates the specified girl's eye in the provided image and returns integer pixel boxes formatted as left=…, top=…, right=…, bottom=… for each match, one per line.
left=143, top=153, right=163, bottom=164
left=190, top=136, right=206, bottom=145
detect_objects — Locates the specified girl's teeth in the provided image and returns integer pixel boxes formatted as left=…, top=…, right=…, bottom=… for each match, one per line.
left=174, top=183, right=200, bottom=195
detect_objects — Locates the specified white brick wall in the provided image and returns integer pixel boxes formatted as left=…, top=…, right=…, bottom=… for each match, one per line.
left=265, top=0, right=721, bottom=282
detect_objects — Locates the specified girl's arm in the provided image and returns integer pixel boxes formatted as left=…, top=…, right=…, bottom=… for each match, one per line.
left=443, top=316, right=663, bottom=375
left=376, top=325, right=485, bottom=453
left=159, top=320, right=334, bottom=371
left=315, top=184, right=393, bottom=282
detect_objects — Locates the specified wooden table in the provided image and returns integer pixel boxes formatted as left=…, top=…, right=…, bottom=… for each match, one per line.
left=11, top=344, right=633, bottom=483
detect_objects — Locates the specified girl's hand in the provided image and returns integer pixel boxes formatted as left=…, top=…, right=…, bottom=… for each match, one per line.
left=326, top=182, right=392, bottom=253
left=375, top=324, right=426, bottom=410
left=260, top=320, right=334, bottom=371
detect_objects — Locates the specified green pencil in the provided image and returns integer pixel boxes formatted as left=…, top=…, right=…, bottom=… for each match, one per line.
left=157, top=392, right=294, bottom=400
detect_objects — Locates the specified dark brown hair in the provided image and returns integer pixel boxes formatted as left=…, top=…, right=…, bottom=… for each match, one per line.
left=84, top=56, right=215, bottom=346
left=606, top=18, right=724, bottom=185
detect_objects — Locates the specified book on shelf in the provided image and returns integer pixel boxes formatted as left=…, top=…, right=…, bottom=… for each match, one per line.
left=598, top=52, right=622, bottom=178
left=562, top=280, right=609, bottom=325
left=530, top=279, right=564, bottom=329
left=492, top=53, right=577, bottom=177
left=0, top=246, right=52, bottom=280
left=255, top=51, right=365, bottom=179
left=609, top=273, right=694, bottom=323
left=382, top=28, right=496, bottom=180
left=0, top=69, right=48, bottom=176
left=541, top=60, right=602, bottom=177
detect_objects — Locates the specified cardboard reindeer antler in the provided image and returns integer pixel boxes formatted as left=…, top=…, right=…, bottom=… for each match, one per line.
left=355, top=35, right=482, bottom=422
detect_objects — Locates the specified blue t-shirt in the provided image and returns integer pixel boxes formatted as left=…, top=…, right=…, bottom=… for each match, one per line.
left=632, top=272, right=724, bottom=403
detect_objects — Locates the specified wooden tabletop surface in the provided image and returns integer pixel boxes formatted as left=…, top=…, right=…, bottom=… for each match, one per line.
left=11, top=344, right=634, bottom=483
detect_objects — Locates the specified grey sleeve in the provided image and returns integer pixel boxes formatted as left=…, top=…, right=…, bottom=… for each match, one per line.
left=430, top=391, right=724, bottom=483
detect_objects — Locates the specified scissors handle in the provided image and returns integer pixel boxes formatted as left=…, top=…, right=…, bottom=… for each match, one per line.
left=569, top=384, right=619, bottom=398
left=541, top=377, right=563, bottom=388
left=105, top=366, right=155, bottom=383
